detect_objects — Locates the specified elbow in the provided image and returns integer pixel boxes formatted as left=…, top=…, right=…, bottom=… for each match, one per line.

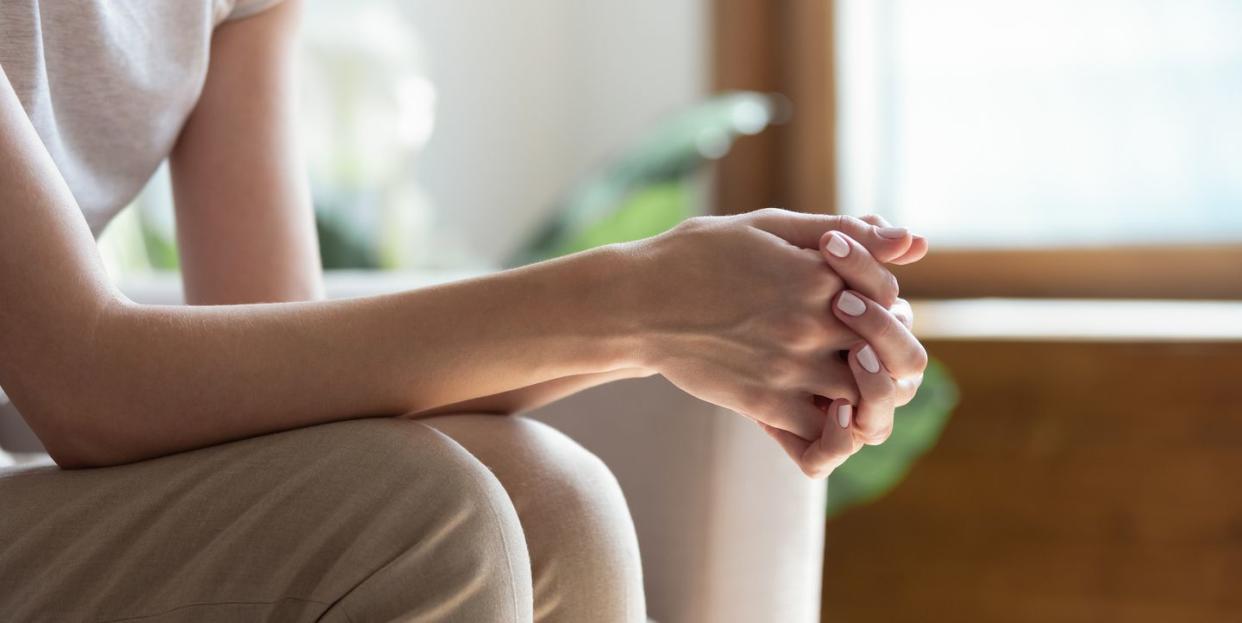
left=14, top=397, right=139, bottom=469
left=26, top=410, right=123, bottom=469
left=45, top=437, right=140, bottom=470
left=41, top=427, right=136, bottom=469
left=6, top=297, right=144, bottom=469
left=45, top=445, right=98, bottom=470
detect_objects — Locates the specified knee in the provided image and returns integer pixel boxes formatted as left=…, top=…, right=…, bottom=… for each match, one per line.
left=508, top=418, right=646, bottom=621
left=513, top=418, right=634, bottom=536
left=430, top=415, right=635, bottom=543
left=291, top=419, right=534, bottom=622
left=427, top=415, right=645, bottom=620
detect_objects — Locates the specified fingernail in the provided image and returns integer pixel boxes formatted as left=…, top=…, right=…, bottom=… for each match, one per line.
left=858, top=345, right=881, bottom=373
left=877, top=226, right=908, bottom=239
left=837, top=403, right=853, bottom=429
left=837, top=291, right=866, bottom=316
left=826, top=231, right=850, bottom=258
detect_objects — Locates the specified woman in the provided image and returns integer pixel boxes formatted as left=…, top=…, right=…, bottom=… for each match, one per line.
left=0, top=1, right=929, bottom=621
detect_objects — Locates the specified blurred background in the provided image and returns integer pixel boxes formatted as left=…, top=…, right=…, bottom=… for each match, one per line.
left=95, top=0, right=1242, bottom=621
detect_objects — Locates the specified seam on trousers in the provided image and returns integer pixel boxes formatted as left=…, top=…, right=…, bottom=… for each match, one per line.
left=93, top=596, right=335, bottom=623
left=476, top=457, right=523, bottom=622
left=423, top=421, right=526, bottom=621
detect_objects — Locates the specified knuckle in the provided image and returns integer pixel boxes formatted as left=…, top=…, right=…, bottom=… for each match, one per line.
left=866, top=424, right=895, bottom=445
left=778, top=316, right=823, bottom=351
left=736, top=386, right=768, bottom=416
left=814, top=268, right=844, bottom=295
left=799, top=323, right=827, bottom=350
left=894, top=299, right=915, bottom=326
left=843, top=215, right=872, bottom=238
left=765, top=356, right=802, bottom=387
left=910, top=344, right=929, bottom=374
left=866, top=311, right=897, bottom=342
left=820, top=214, right=846, bottom=230
left=676, top=216, right=710, bottom=234
left=880, top=271, right=901, bottom=307
left=755, top=391, right=785, bottom=418
left=856, top=411, right=895, bottom=441
left=754, top=206, right=786, bottom=220
left=835, top=214, right=865, bottom=230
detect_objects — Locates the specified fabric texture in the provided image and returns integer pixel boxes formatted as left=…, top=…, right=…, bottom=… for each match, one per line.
left=0, top=415, right=645, bottom=622
left=0, top=0, right=284, bottom=236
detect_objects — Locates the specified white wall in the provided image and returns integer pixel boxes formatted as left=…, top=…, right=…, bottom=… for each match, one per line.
left=398, top=0, right=709, bottom=264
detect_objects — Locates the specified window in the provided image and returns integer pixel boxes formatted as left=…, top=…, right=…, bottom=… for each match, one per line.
left=836, top=0, right=1242, bottom=249
left=712, top=0, right=1242, bottom=298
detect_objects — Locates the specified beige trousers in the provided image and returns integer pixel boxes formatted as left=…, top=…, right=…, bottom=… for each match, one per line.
left=0, top=415, right=646, bottom=622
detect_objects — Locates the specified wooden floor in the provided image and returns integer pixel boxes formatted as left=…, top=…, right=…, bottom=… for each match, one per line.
left=822, top=339, right=1242, bottom=622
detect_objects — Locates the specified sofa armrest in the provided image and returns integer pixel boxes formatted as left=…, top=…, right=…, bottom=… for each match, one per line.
left=533, top=378, right=826, bottom=623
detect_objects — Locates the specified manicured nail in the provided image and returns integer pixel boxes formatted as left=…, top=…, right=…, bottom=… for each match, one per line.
left=837, top=403, right=852, bottom=429
left=857, top=345, right=881, bottom=373
left=877, top=226, right=908, bottom=239
left=826, top=231, right=850, bottom=258
left=837, top=291, right=866, bottom=316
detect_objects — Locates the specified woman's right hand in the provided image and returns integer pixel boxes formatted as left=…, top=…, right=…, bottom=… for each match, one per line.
left=622, top=208, right=923, bottom=442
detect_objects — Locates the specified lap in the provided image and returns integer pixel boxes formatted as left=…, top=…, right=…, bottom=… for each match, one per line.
left=0, top=417, right=530, bottom=622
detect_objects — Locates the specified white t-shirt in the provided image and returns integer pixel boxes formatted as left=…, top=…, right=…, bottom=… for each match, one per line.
left=0, top=0, right=284, bottom=452
left=0, top=0, right=284, bottom=234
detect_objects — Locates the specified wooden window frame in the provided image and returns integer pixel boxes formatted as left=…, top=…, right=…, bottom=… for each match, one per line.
left=711, top=0, right=1242, bottom=300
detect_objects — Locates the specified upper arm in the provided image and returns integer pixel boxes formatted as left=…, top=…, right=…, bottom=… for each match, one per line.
left=169, top=0, right=323, bottom=305
left=0, top=63, right=121, bottom=456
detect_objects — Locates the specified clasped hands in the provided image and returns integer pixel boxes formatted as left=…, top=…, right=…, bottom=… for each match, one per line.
left=635, top=208, right=929, bottom=479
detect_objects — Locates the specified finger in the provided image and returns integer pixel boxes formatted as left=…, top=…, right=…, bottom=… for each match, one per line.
left=858, top=214, right=891, bottom=228
left=761, top=422, right=813, bottom=469
left=805, top=397, right=863, bottom=476
left=755, top=394, right=829, bottom=442
left=859, top=214, right=928, bottom=265
left=848, top=344, right=897, bottom=445
left=748, top=208, right=914, bottom=263
left=799, top=359, right=860, bottom=406
left=761, top=398, right=859, bottom=479
left=894, top=373, right=923, bottom=407
left=832, top=290, right=929, bottom=379
left=890, top=235, right=929, bottom=265
left=819, top=231, right=900, bottom=308
left=890, top=298, right=914, bottom=330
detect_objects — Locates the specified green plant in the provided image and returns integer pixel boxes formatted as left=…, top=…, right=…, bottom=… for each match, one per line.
left=315, top=206, right=381, bottom=269
left=508, top=91, right=785, bottom=265
left=826, top=358, right=959, bottom=517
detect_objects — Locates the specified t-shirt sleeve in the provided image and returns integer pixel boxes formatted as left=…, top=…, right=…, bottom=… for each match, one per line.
left=224, top=0, right=286, bottom=22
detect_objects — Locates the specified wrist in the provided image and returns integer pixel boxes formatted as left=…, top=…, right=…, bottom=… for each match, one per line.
left=601, top=236, right=675, bottom=374
left=543, top=241, right=653, bottom=374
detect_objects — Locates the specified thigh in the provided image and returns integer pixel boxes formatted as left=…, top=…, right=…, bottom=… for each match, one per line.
left=0, top=417, right=531, bottom=623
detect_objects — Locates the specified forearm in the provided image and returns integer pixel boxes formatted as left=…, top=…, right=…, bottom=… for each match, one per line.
left=30, top=245, right=645, bottom=466
left=410, top=367, right=655, bottom=417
